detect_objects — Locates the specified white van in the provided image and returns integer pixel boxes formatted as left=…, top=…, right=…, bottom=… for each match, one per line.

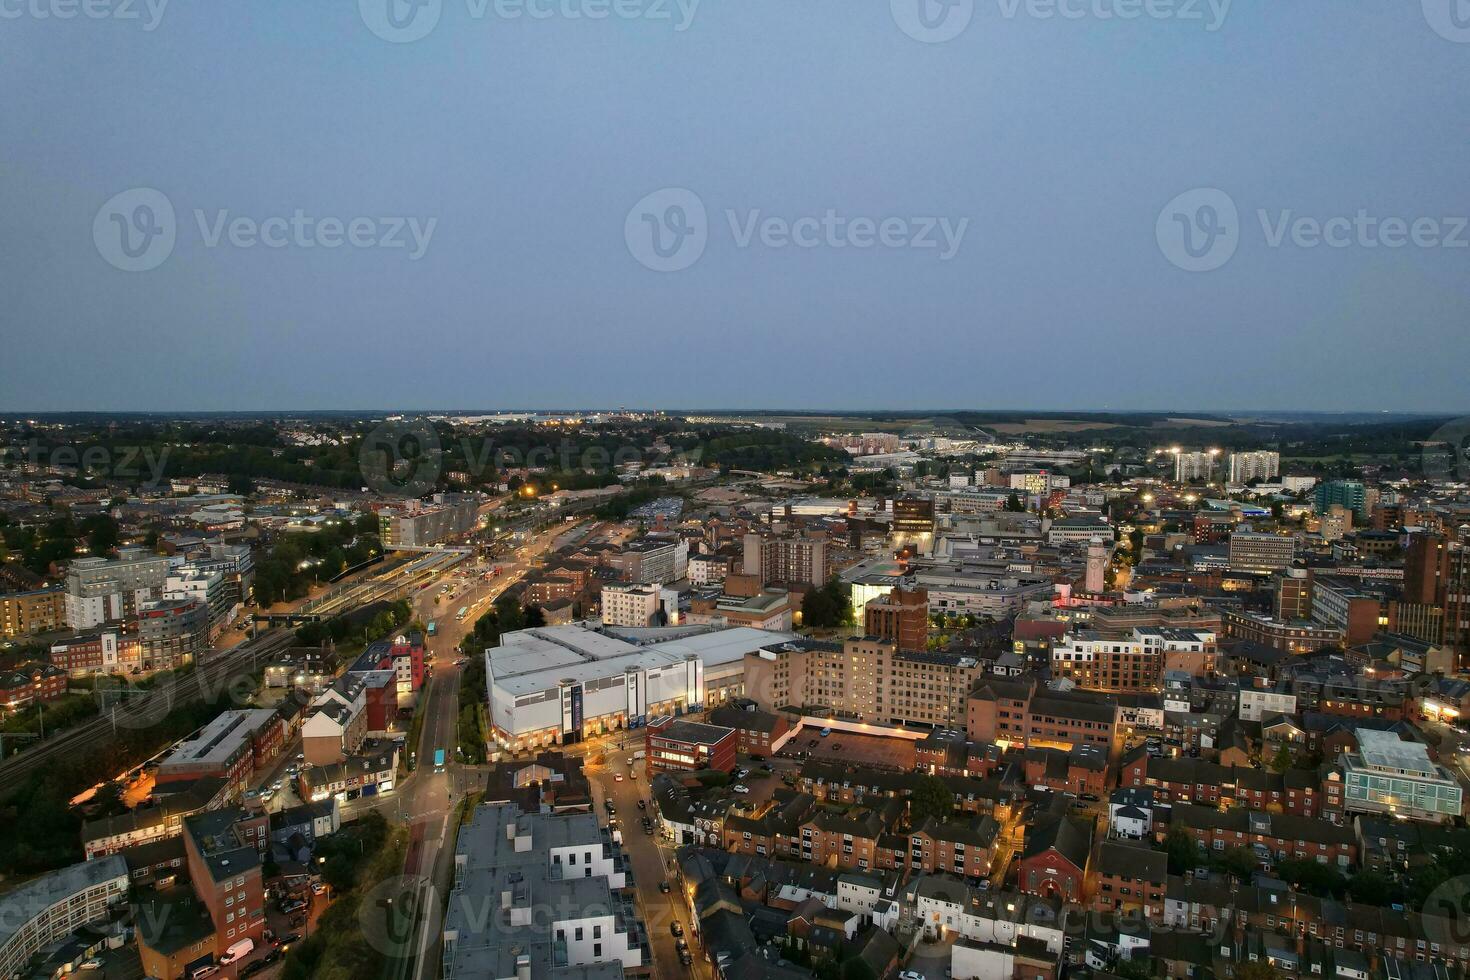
left=220, top=937, right=255, bottom=964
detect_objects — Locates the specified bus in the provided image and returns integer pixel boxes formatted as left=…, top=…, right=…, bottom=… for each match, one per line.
left=427, top=621, right=437, bottom=637
left=434, top=748, right=445, bottom=772
left=455, top=607, right=468, bottom=622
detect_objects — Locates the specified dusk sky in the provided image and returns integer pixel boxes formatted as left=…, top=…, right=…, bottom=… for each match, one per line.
left=3, top=0, right=1466, bottom=412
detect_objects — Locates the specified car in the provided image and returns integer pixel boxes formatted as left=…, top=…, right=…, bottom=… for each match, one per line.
left=819, top=728, right=831, bottom=737
left=733, top=768, right=749, bottom=779
left=680, top=951, right=693, bottom=966
left=899, top=972, right=927, bottom=980
left=190, top=967, right=219, bottom=980
left=644, top=825, right=654, bottom=835
left=614, top=773, right=623, bottom=782
left=676, top=938, right=688, bottom=952
left=604, top=800, right=616, bottom=813
left=262, top=950, right=281, bottom=965
left=240, top=961, right=269, bottom=977
left=312, top=881, right=327, bottom=895
left=671, top=923, right=683, bottom=937
left=79, top=960, right=103, bottom=971
left=760, top=763, right=773, bottom=771
left=732, top=784, right=749, bottom=794
left=280, top=933, right=301, bottom=945
left=295, top=753, right=304, bottom=761
left=637, top=799, right=647, bottom=810
left=659, top=881, right=671, bottom=893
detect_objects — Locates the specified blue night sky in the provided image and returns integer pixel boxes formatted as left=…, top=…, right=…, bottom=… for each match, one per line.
left=2, top=0, right=1466, bottom=412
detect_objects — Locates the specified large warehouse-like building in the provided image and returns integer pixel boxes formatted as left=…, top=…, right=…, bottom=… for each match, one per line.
left=485, top=623, right=794, bottom=754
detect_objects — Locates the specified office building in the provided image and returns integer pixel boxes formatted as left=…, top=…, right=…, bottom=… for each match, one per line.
left=892, top=496, right=936, bottom=536
left=442, top=804, right=643, bottom=979
left=1404, top=533, right=1470, bottom=663
left=1228, top=531, right=1295, bottom=573
left=1342, top=729, right=1463, bottom=823
left=1227, top=451, right=1280, bottom=485
left=645, top=716, right=737, bottom=775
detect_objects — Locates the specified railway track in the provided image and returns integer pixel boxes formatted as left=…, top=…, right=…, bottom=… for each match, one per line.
left=0, top=630, right=294, bottom=791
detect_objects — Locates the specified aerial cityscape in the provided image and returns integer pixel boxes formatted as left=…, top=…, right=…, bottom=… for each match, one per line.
left=4, top=2, right=1470, bottom=980
left=0, top=410, right=1469, bottom=980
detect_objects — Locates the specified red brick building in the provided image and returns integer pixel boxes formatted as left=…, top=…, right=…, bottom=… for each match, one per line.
left=863, top=587, right=929, bottom=651
left=1017, top=815, right=1091, bottom=902
left=1164, top=803, right=1356, bottom=870
left=707, top=701, right=791, bottom=757
left=646, top=717, right=737, bottom=775
left=0, top=661, right=67, bottom=711
left=1092, top=841, right=1167, bottom=920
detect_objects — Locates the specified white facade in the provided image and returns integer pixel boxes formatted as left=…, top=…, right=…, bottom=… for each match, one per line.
left=1238, top=688, right=1298, bottom=722
left=1228, top=451, right=1281, bottom=485
left=600, top=583, right=678, bottom=628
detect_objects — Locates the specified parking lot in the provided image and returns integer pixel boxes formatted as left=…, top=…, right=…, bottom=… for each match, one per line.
left=776, top=727, right=918, bottom=771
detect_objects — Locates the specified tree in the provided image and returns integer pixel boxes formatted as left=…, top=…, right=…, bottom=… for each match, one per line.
left=1268, top=744, right=1293, bottom=773
left=1164, top=826, right=1201, bottom=875
left=1217, top=847, right=1259, bottom=882
left=801, top=578, right=854, bottom=630
left=1235, top=962, right=1282, bottom=980
left=1346, top=869, right=1401, bottom=907
left=1276, top=858, right=1346, bottom=898
left=1004, top=492, right=1026, bottom=512
left=909, top=775, right=955, bottom=824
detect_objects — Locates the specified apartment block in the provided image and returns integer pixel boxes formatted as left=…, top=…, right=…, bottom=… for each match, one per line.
left=1228, top=531, right=1295, bottom=574
left=744, top=637, right=981, bottom=729
left=0, top=586, right=66, bottom=638
left=64, top=549, right=171, bottom=629
left=442, top=804, right=644, bottom=978
left=741, top=532, right=828, bottom=588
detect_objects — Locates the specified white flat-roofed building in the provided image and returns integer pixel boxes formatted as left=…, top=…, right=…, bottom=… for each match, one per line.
left=0, top=856, right=129, bottom=979
left=484, top=623, right=794, bottom=754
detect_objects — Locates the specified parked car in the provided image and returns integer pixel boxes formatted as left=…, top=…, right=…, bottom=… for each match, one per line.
left=79, top=960, right=103, bottom=971
left=680, top=951, right=693, bottom=966
left=659, top=881, right=671, bottom=893
left=732, top=785, right=750, bottom=795
left=899, top=972, right=927, bottom=980
left=733, top=768, right=749, bottom=779
left=676, top=938, right=688, bottom=952
left=671, top=922, right=683, bottom=937
left=637, top=799, right=647, bottom=810
left=819, top=728, right=831, bottom=737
